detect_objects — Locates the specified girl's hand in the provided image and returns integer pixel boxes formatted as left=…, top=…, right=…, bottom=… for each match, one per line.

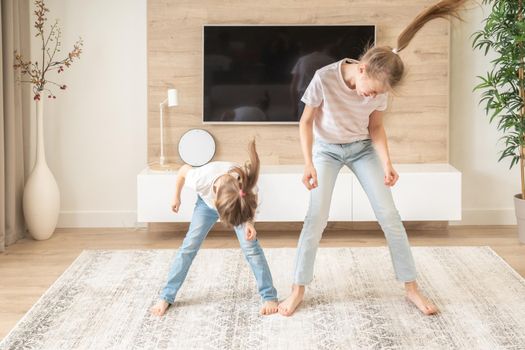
left=245, top=222, right=257, bottom=241
left=302, top=164, right=318, bottom=190
left=171, top=196, right=181, bottom=213
left=384, top=163, right=399, bottom=187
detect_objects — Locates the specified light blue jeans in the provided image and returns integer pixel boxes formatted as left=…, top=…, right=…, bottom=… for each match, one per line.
left=294, top=138, right=417, bottom=285
left=161, top=196, right=278, bottom=303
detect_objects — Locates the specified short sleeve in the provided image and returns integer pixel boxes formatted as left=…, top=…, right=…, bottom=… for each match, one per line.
left=301, top=71, right=323, bottom=107
left=375, top=93, right=388, bottom=111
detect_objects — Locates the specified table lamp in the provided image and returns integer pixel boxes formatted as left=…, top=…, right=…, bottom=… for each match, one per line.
left=159, top=88, right=178, bottom=166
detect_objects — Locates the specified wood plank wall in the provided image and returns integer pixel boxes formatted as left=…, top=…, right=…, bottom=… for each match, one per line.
left=148, top=0, right=450, bottom=166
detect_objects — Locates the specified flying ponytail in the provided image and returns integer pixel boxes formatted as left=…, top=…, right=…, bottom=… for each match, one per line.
left=215, top=139, right=260, bottom=227
left=396, top=0, right=466, bottom=53
left=360, top=0, right=468, bottom=89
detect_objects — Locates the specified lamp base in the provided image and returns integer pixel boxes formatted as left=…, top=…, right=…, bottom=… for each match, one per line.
left=148, top=161, right=181, bottom=172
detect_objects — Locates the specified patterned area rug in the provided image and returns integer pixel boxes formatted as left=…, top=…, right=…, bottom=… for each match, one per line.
left=1, top=247, right=524, bottom=349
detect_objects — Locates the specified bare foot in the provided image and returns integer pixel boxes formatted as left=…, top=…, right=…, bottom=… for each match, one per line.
left=150, top=299, right=170, bottom=316
left=278, top=285, right=304, bottom=317
left=405, top=282, right=439, bottom=315
left=260, top=300, right=279, bottom=315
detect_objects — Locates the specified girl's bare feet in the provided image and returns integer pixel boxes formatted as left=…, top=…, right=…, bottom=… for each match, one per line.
left=150, top=299, right=170, bottom=316
left=278, top=284, right=305, bottom=317
left=405, top=281, right=439, bottom=315
left=260, top=300, right=279, bottom=315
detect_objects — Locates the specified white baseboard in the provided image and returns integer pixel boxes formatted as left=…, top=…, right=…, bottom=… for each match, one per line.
left=58, top=211, right=146, bottom=228
left=450, top=208, right=516, bottom=226
left=58, top=209, right=516, bottom=228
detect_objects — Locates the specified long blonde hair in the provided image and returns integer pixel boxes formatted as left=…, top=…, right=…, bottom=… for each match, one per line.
left=215, top=140, right=260, bottom=227
left=360, top=0, right=467, bottom=90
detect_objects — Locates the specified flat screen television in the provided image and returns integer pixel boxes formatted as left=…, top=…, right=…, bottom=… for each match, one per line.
left=203, top=25, right=376, bottom=124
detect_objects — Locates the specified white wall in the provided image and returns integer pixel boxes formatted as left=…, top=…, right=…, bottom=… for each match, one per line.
left=450, top=3, right=518, bottom=225
left=26, top=1, right=516, bottom=227
left=29, top=0, right=147, bottom=227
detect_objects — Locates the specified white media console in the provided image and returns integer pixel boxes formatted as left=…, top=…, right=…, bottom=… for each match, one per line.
left=137, top=164, right=461, bottom=222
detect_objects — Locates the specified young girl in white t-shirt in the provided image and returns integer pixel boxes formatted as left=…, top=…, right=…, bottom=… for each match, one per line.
left=150, top=140, right=279, bottom=316
left=278, top=0, right=467, bottom=317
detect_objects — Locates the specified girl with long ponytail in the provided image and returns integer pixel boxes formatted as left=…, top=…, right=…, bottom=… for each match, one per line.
left=278, top=0, right=468, bottom=317
left=151, top=139, right=279, bottom=316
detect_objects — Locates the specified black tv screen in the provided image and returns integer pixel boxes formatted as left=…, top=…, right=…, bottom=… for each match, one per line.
left=203, top=25, right=375, bottom=123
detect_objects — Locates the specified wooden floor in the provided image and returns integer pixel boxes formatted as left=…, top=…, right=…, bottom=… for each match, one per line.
left=0, top=225, right=523, bottom=340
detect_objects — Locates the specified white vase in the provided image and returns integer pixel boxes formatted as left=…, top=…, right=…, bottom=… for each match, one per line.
left=23, top=99, right=60, bottom=240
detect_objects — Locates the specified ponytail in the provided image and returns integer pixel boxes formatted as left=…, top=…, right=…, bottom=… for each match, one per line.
left=236, top=140, right=260, bottom=192
left=360, top=0, right=468, bottom=89
left=396, top=0, right=466, bottom=53
left=216, top=139, right=260, bottom=227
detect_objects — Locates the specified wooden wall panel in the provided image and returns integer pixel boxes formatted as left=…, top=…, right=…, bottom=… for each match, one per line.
left=148, top=0, right=450, bottom=166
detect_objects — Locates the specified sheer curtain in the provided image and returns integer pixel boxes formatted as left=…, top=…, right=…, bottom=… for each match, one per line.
left=1, top=0, right=31, bottom=251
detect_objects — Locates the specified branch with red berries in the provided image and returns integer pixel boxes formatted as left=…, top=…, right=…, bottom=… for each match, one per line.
left=13, top=0, right=83, bottom=101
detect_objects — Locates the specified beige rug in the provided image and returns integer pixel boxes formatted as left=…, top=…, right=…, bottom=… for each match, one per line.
left=1, top=247, right=524, bottom=349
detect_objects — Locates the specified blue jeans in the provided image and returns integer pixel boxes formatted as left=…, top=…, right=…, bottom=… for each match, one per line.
left=294, top=138, right=417, bottom=285
left=161, top=196, right=278, bottom=303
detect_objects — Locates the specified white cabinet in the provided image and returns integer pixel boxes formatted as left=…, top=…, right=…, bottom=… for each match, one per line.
left=137, top=164, right=461, bottom=223
left=352, top=164, right=462, bottom=221
left=137, top=170, right=196, bottom=222
left=255, top=166, right=352, bottom=221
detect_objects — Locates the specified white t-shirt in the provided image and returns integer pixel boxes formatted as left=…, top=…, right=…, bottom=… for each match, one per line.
left=185, top=161, right=238, bottom=209
left=185, top=161, right=259, bottom=213
left=301, top=58, right=388, bottom=144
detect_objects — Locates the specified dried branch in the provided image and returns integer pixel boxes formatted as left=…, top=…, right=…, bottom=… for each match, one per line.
left=13, top=0, right=83, bottom=99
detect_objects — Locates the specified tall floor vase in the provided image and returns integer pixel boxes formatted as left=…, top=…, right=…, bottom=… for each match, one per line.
left=22, top=99, right=60, bottom=240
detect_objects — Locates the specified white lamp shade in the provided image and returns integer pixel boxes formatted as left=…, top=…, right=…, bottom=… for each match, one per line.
left=167, top=89, right=178, bottom=107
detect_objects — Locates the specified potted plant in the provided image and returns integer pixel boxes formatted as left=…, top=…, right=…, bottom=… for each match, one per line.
left=13, top=0, right=83, bottom=240
left=472, top=0, right=524, bottom=242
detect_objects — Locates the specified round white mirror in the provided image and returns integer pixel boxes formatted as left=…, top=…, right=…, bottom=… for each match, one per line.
left=178, top=129, right=216, bottom=166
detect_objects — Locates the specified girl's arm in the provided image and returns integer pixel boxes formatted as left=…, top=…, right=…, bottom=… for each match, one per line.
left=299, top=105, right=318, bottom=190
left=172, top=164, right=192, bottom=212
left=244, top=193, right=258, bottom=240
left=368, top=110, right=399, bottom=187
